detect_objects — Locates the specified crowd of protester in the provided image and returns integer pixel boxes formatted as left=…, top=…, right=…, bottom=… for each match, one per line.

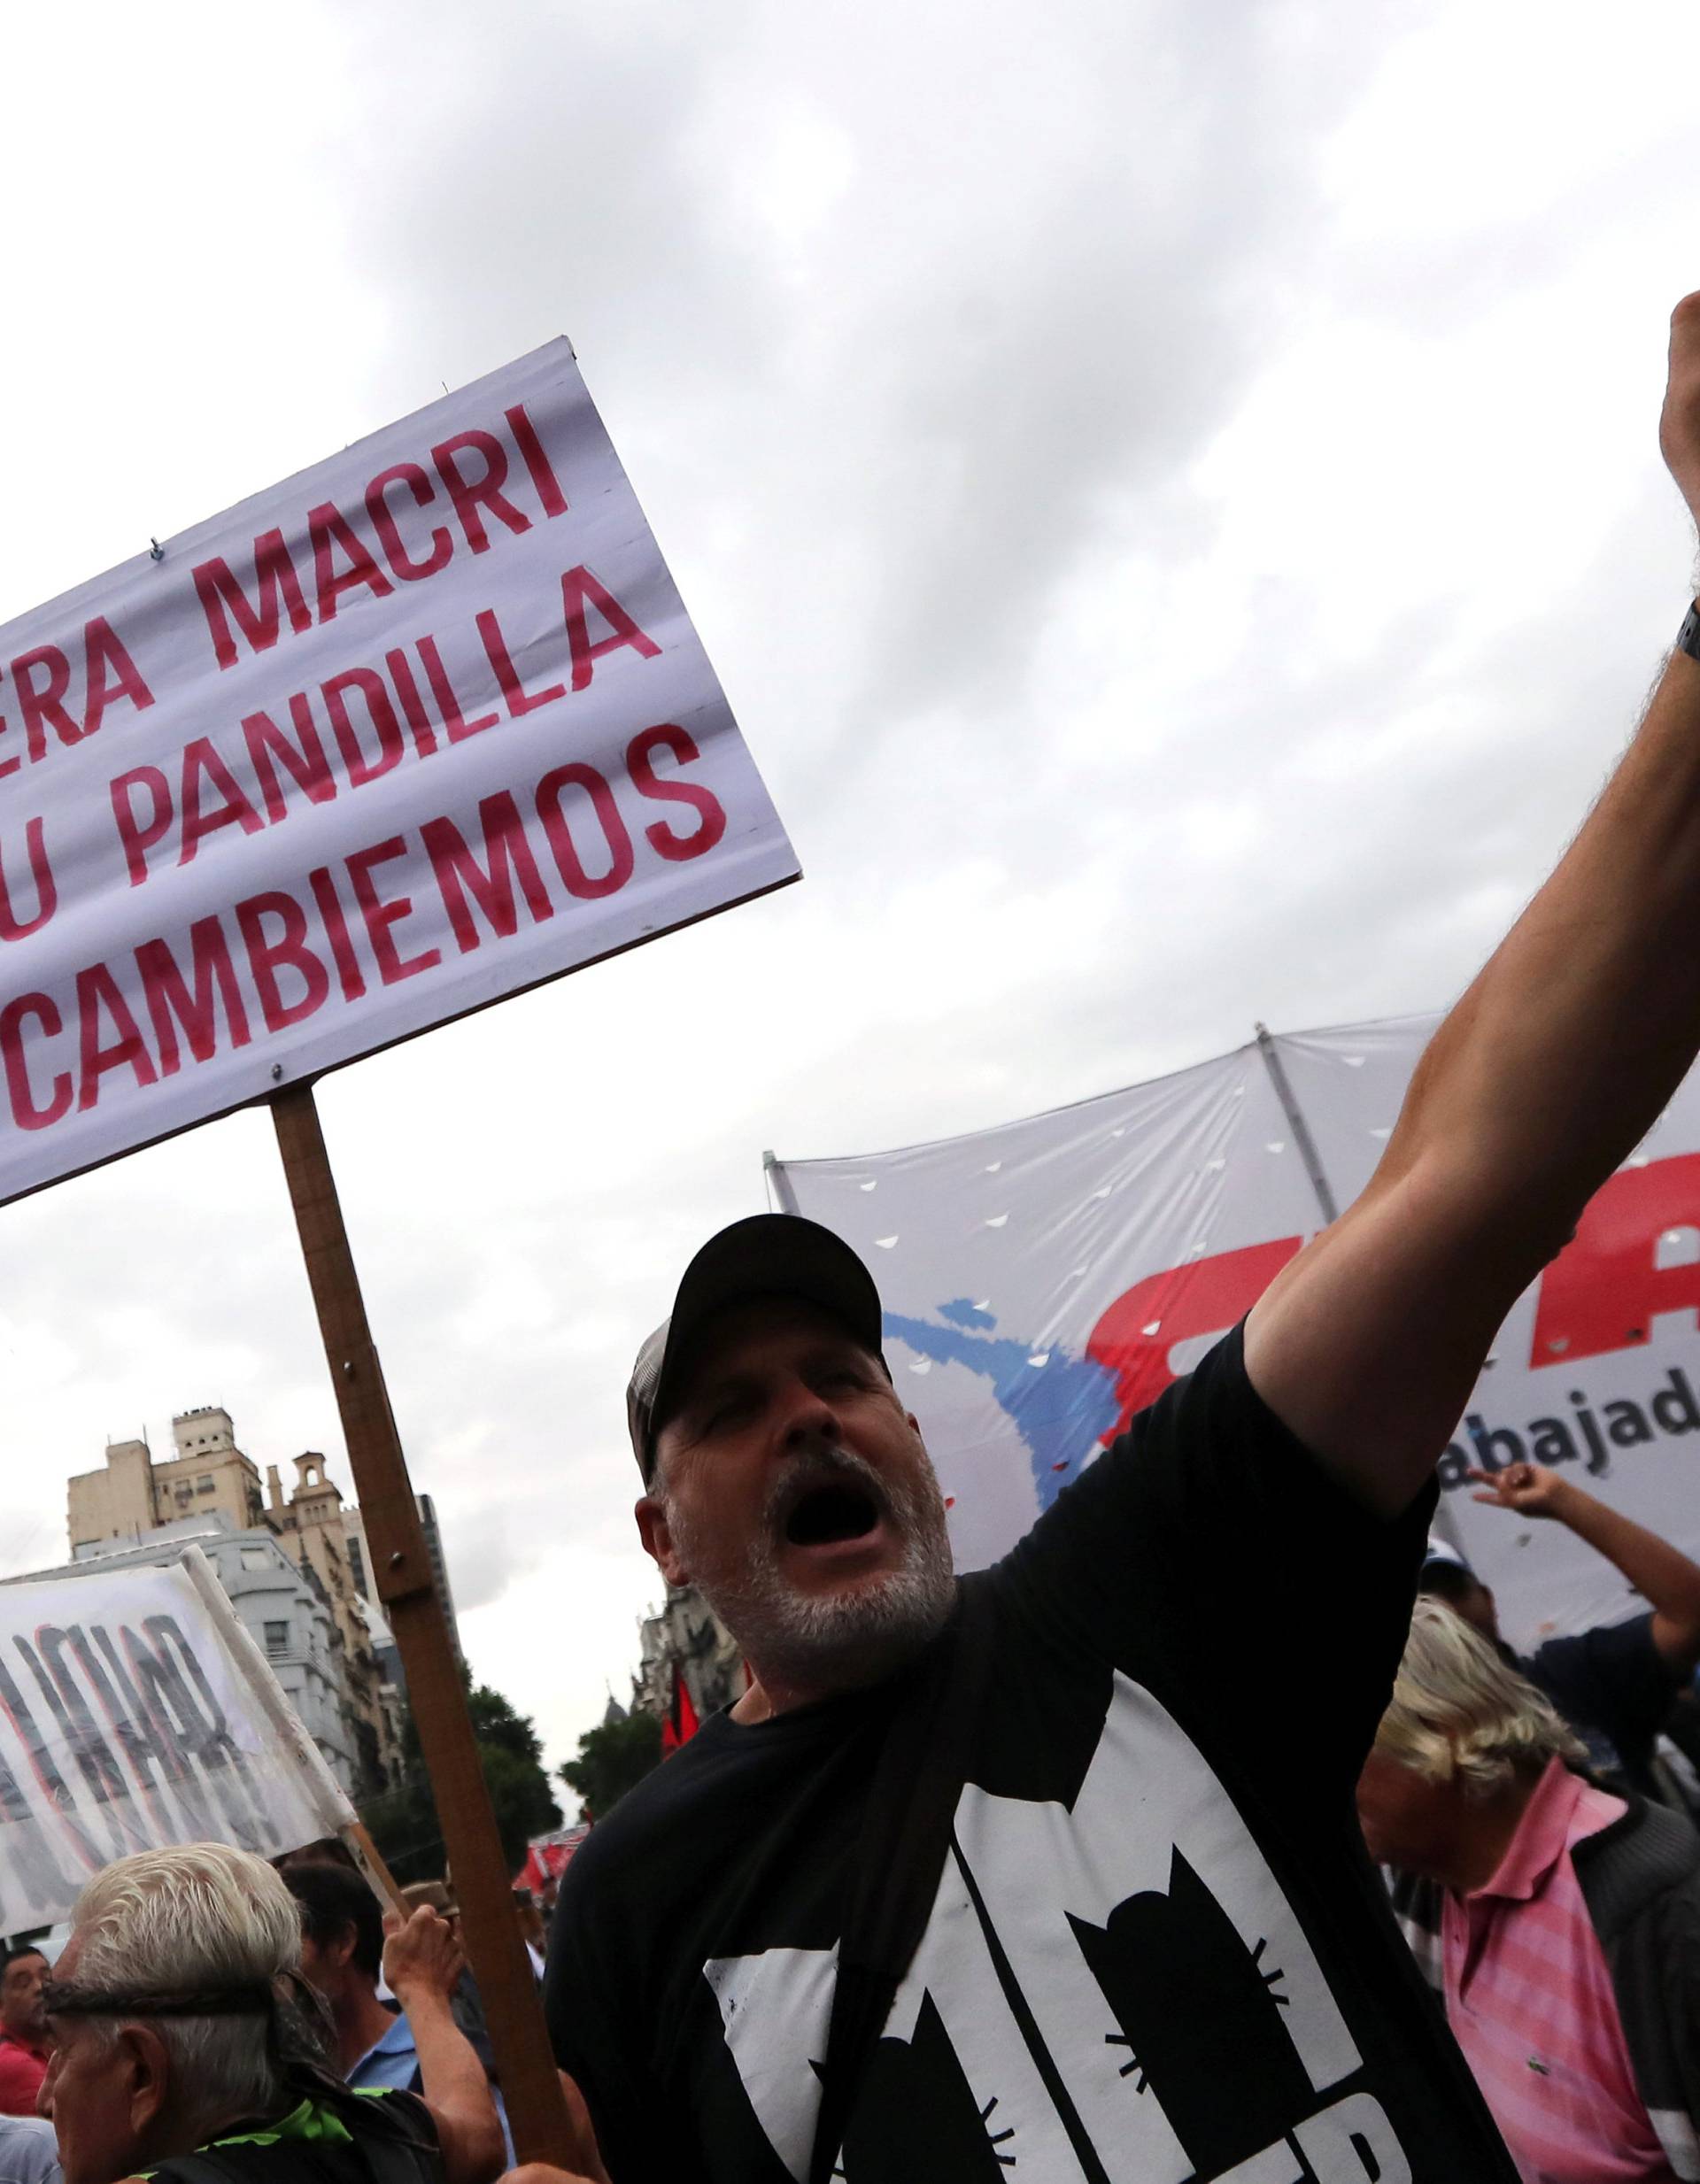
left=5, top=273, right=1700, bottom=2184
left=4, top=1424, right=1696, bottom=2184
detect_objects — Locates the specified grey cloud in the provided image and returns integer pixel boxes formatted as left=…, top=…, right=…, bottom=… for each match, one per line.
left=2, top=0, right=1697, bottom=1773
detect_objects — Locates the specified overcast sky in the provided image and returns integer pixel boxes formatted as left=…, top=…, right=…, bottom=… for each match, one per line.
left=1, top=0, right=1696, bottom=1794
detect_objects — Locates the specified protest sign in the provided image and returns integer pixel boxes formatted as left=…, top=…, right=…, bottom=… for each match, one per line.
left=770, top=1012, right=1700, bottom=1651
left=0, top=340, right=799, bottom=1207
left=0, top=1547, right=351, bottom=1934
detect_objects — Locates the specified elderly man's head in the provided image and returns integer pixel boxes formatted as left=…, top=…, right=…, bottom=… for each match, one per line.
left=1356, top=1599, right=1586, bottom=1886
left=42, top=1843, right=304, bottom=2184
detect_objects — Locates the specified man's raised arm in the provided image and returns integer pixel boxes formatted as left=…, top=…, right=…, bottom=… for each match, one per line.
left=1246, top=290, right=1700, bottom=1518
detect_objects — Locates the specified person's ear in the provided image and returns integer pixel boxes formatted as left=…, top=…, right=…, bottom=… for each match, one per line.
left=120, top=2025, right=171, bottom=2139
left=636, top=1493, right=690, bottom=1586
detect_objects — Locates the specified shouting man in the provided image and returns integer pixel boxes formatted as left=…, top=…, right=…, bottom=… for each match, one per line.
left=545, top=295, right=1700, bottom=2184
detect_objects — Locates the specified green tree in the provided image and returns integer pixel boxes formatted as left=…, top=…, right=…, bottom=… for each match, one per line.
left=360, top=1678, right=562, bottom=1885
left=558, top=1709, right=662, bottom=1821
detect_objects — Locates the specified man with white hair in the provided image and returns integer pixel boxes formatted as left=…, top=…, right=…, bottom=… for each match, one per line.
left=39, top=1844, right=505, bottom=2184
left=1359, top=1600, right=1700, bottom=2181
left=547, top=295, right=1700, bottom=2184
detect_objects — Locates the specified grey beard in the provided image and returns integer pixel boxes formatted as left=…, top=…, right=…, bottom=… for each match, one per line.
left=675, top=1443, right=956, bottom=1698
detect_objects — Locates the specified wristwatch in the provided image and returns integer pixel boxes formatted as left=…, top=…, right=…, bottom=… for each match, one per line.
left=1681, top=599, right=1700, bottom=663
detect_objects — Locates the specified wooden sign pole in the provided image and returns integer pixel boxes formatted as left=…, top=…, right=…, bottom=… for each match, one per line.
left=271, top=1081, right=577, bottom=2169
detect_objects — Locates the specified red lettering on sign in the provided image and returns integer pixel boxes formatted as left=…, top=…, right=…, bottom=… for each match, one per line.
left=0, top=994, right=70, bottom=1130
left=1530, top=1152, right=1700, bottom=1366
left=431, top=430, right=531, bottom=554
left=12, top=647, right=80, bottom=760
left=421, top=797, right=554, bottom=953
left=307, top=867, right=367, bottom=1003
left=627, top=724, right=727, bottom=860
left=347, top=838, right=440, bottom=986
left=81, top=620, right=155, bottom=738
left=365, top=464, right=453, bottom=583
left=135, top=920, right=251, bottom=1076
left=385, top=648, right=439, bottom=759
left=180, top=739, right=266, bottom=865
left=415, top=635, right=499, bottom=743
left=110, top=768, right=174, bottom=888
left=236, top=891, right=329, bottom=1030
left=75, top=964, right=158, bottom=1110
left=192, top=531, right=314, bottom=671
left=1087, top=1237, right=1304, bottom=1431
left=322, top=670, right=405, bottom=789
left=241, top=698, right=336, bottom=824
left=560, top=568, right=661, bottom=691
left=505, top=403, right=568, bottom=518
left=0, top=818, right=57, bottom=941
left=309, top=503, right=395, bottom=624
left=535, top=764, right=634, bottom=899
left=478, top=608, right=565, bottom=718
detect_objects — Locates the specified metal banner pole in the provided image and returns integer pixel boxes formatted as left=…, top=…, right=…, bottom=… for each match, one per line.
left=762, top=1149, right=800, bottom=1215
left=1253, top=1023, right=1341, bottom=1225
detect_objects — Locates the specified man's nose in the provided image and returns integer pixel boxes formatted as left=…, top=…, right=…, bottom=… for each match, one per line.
left=777, top=1378, right=841, bottom=1447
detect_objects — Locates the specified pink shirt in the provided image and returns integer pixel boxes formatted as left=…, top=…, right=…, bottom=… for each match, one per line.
left=1443, top=1756, right=1671, bottom=2183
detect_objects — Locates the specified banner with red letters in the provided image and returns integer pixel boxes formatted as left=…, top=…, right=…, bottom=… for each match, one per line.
left=0, top=341, right=798, bottom=1205
left=771, top=1015, right=1700, bottom=1650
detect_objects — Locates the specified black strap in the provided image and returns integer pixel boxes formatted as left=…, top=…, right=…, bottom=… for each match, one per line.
left=808, top=1576, right=996, bottom=2184
left=144, top=2149, right=367, bottom=2184
left=144, top=2093, right=440, bottom=2184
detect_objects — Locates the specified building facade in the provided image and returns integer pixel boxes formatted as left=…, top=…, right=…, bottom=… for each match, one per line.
left=66, top=1414, right=409, bottom=1799
left=343, top=1496, right=464, bottom=1673
left=68, top=1408, right=267, bottom=1552
left=632, top=1583, right=746, bottom=1723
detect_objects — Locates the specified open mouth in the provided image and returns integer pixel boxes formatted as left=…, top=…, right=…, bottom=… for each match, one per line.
left=783, top=1482, right=882, bottom=1547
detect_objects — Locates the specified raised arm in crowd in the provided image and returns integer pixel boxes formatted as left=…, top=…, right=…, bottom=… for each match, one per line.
left=538, top=293, right=1700, bottom=2184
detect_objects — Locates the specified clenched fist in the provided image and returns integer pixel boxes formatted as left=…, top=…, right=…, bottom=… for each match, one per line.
left=381, top=1903, right=467, bottom=2005
left=1660, top=290, right=1700, bottom=529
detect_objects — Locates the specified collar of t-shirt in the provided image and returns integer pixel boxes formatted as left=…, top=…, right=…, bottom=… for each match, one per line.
left=0, top=2036, right=47, bottom=2064
left=1467, top=1756, right=1625, bottom=1905
left=350, top=2011, right=417, bottom=2088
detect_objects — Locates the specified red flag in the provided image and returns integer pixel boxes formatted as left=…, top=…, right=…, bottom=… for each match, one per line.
left=661, top=1662, right=700, bottom=1755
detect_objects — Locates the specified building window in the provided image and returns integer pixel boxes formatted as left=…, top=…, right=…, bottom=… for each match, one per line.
left=240, top=1547, right=269, bottom=1570
left=263, top=1622, right=290, bottom=1656
left=197, top=1476, right=215, bottom=1493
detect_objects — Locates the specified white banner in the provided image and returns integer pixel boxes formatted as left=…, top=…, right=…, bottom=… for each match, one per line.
left=772, top=1015, right=1700, bottom=1651
left=0, top=1549, right=348, bottom=1934
left=0, top=342, right=798, bottom=1206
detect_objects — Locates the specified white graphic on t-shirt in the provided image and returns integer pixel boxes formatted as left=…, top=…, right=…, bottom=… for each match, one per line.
left=704, top=1945, right=840, bottom=2181
left=702, top=1672, right=1412, bottom=2183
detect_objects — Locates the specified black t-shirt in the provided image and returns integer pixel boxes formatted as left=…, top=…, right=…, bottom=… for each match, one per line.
left=1519, top=1610, right=1677, bottom=1798
left=546, top=1327, right=1518, bottom=2183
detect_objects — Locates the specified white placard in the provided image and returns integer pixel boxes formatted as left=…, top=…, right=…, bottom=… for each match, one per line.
left=773, top=1015, right=1700, bottom=1650
left=0, top=341, right=798, bottom=1205
left=0, top=1550, right=349, bottom=1933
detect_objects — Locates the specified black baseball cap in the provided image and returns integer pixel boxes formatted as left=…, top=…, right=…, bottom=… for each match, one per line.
left=626, top=1214, right=886, bottom=1484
